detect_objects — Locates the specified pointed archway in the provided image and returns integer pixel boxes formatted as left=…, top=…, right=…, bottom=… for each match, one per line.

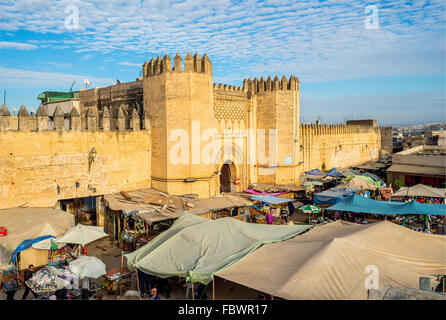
left=220, top=161, right=236, bottom=193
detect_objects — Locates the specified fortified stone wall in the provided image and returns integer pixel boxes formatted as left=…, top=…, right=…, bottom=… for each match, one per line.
left=0, top=52, right=393, bottom=207
left=0, top=103, right=151, bottom=209
left=299, top=124, right=384, bottom=174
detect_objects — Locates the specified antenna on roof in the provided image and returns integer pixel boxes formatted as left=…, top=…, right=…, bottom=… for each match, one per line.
left=3, top=90, right=5, bottom=104
left=69, top=80, right=76, bottom=93
left=84, top=79, right=91, bottom=89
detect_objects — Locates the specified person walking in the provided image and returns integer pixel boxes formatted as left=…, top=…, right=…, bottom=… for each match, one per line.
left=22, top=265, right=39, bottom=300
left=81, top=277, right=90, bottom=300
left=1, top=268, right=19, bottom=300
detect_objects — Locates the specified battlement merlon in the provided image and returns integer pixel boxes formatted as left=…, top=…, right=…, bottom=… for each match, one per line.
left=0, top=104, right=149, bottom=133
left=143, top=53, right=212, bottom=77
left=243, top=75, right=299, bottom=93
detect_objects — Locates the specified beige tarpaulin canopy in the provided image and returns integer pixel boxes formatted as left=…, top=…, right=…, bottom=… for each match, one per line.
left=248, top=183, right=306, bottom=193
left=103, top=189, right=185, bottom=224
left=0, top=208, right=75, bottom=269
left=392, top=184, right=446, bottom=199
left=187, top=194, right=253, bottom=215
left=216, top=220, right=446, bottom=300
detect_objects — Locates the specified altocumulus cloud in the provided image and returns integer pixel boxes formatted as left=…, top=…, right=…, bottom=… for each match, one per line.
left=0, top=41, right=38, bottom=50
left=0, top=0, right=444, bottom=84
left=0, top=66, right=113, bottom=89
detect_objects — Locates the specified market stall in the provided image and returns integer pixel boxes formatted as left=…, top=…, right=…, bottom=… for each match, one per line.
left=103, top=189, right=186, bottom=250
left=249, top=195, right=294, bottom=224
left=0, top=207, right=75, bottom=271
left=188, top=194, right=253, bottom=221
left=391, top=184, right=446, bottom=204
left=124, top=212, right=312, bottom=300
left=216, top=220, right=446, bottom=300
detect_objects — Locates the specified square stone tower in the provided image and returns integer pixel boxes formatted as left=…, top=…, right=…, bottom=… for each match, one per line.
left=245, top=75, right=300, bottom=185
left=143, top=53, right=218, bottom=198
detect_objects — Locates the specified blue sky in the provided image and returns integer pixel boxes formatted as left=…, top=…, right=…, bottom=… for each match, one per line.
left=0, top=0, right=445, bottom=126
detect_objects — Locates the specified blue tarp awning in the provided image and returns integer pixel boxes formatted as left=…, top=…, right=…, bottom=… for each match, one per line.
left=313, top=187, right=360, bottom=205
left=327, top=194, right=446, bottom=216
left=9, top=235, right=56, bottom=263
left=304, top=169, right=324, bottom=175
left=250, top=195, right=294, bottom=205
left=326, top=168, right=343, bottom=177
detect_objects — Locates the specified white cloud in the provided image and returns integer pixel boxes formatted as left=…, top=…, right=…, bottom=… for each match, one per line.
left=0, top=66, right=114, bottom=89
left=0, top=0, right=444, bottom=83
left=118, top=61, right=141, bottom=67
left=0, top=41, right=38, bottom=50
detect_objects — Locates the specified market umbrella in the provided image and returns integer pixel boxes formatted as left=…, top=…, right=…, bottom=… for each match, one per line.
left=32, top=237, right=63, bottom=250
left=25, top=266, right=71, bottom=294
left=298, top=205, right=321, bottom=214
left=69, top=256, right=106, bottom=280
left=56, top=224, right=107, bottom=246
left=298, top=205, right=322, bottom=224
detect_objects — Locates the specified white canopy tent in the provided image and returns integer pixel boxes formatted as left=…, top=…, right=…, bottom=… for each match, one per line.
left=392, top=184, right=446, bottom=199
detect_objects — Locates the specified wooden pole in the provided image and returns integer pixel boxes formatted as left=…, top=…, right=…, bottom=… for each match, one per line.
left=135, top=265, right=141, bottom=300
left=191, top=282, right=194, bottom=300
left=213, top=277, right=215, bottom=300
left=121, top=251, right=124, bottom=274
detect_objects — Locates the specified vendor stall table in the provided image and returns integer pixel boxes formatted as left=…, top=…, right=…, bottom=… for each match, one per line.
left=103, top=267, right=133, bottom=297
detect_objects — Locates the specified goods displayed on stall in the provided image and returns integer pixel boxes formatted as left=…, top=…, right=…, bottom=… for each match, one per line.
left=391, top=184, right=445, bottom=203
left=249, top=195, right=294, bottom=224
left=104, top=188, right=192, bottom=250
left=125, top=212, right=312, bottom=286
left=25, top=266, right=73, bottom=294
left=102, top=266, right=133, bottom=296
left=1, top=266, right=18, bottom=294
left=216, top=220, right=446, bottom=300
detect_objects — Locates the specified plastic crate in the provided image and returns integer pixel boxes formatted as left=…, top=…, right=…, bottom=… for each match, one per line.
left=0, top=226, right=6, bottom=237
